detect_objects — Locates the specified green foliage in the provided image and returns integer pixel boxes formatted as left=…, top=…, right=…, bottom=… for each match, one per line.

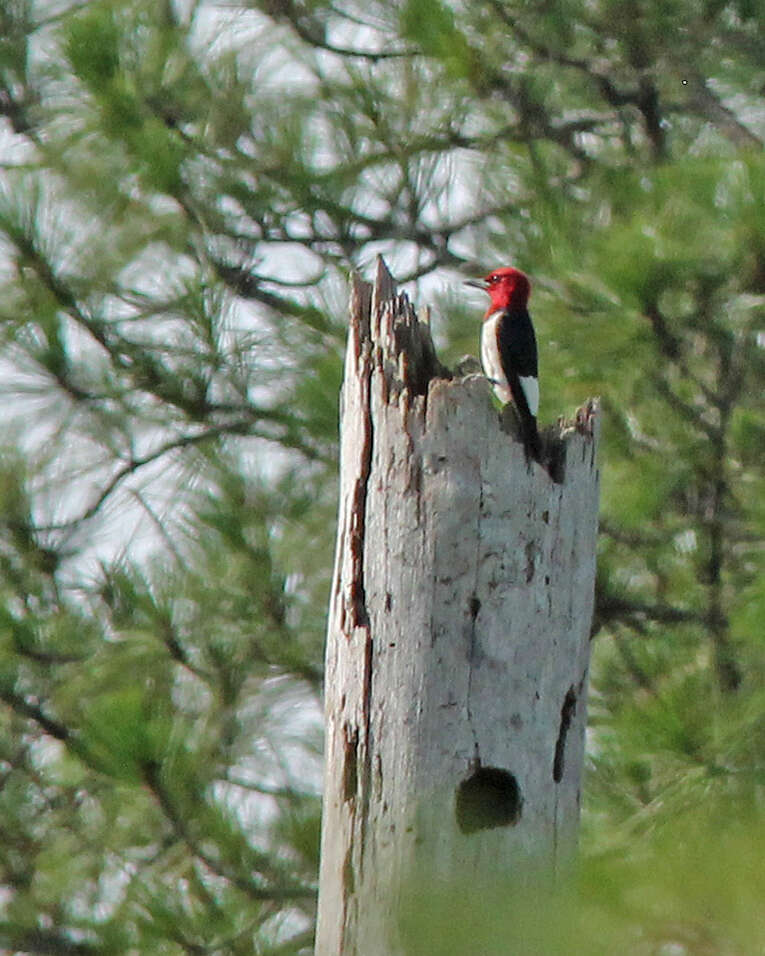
left=65, top=5, right=121, bottom=85
left=402, top=808, right=765, bottom=954
left=399, top=0, right=476, bottom=82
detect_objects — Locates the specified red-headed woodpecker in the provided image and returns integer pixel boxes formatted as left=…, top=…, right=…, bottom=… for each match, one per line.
left=465, top=266, right=541, bottom=463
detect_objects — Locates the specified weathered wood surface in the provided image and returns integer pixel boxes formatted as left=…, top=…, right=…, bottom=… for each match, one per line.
left=316, top=258, right=600, bottom=956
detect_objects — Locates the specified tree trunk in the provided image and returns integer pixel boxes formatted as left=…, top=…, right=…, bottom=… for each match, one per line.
left=315, top=258, right=600, bottom=956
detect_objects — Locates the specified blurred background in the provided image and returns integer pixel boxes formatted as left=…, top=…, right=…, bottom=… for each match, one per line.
left=0, top=0, right=762, bottom=952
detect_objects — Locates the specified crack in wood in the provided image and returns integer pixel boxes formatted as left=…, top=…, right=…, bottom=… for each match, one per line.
left=343, top=724, right=359, bottom=803
left=553, top=686, right=578, bottom=783
left=524, top=540, right=537, bottom=583
left=348, top=479, right=370, bottom=630
left=347, top=316, right=374, bottom=633
left=465, top=480, right=485, bottom=761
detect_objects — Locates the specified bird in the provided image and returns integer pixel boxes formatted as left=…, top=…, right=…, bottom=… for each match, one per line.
left=464, top=266, right=541, bottom=463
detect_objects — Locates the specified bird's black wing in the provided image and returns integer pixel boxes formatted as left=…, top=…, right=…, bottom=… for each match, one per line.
left=497, top=308, right=537, bottom=378
left=496, top=308, right=540, bottom=461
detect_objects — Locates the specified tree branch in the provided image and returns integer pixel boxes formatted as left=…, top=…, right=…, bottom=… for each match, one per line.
left=141, top=759, right=317, bottom=903
left=594, top=591, right=706, bottom=631
left=0, top=686, right=72, bottom=745
left=0, top=925, right=98, bottom=956
left=684, top=75, right=764, bottom=149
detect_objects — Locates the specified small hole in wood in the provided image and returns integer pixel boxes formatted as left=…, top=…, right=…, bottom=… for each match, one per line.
left=455, top=766, right=522, bottom=833
left=543, top=433, right=566, bottom=484
left=524, top=542, right=536, bottom=583
left=469, top=595, right=481, bottom=621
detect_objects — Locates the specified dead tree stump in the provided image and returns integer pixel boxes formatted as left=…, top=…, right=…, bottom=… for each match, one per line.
left=316, top=258, right=600, bottom=956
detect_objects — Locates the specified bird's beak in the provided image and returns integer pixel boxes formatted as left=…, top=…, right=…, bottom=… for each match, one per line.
left=463, top=278, right=488, bottom=291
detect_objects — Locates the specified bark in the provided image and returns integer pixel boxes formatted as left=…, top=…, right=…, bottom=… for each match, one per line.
left=316, top=258, right=600, bottom=956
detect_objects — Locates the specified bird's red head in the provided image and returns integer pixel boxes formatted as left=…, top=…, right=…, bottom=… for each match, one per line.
left=465, top=266, right=531, bottom=315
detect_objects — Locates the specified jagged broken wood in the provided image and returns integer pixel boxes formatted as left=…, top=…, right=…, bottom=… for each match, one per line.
left=316, top=258, right=600, bottom=956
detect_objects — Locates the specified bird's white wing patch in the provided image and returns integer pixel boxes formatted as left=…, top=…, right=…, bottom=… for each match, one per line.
left=519, top=375, right=539, bottom=416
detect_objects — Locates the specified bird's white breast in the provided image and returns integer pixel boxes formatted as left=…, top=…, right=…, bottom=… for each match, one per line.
left=481, top=312, right=512, bottom=404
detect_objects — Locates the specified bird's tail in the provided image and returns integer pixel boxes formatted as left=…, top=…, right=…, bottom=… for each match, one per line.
left=522, top=415, right=542, bottom=465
